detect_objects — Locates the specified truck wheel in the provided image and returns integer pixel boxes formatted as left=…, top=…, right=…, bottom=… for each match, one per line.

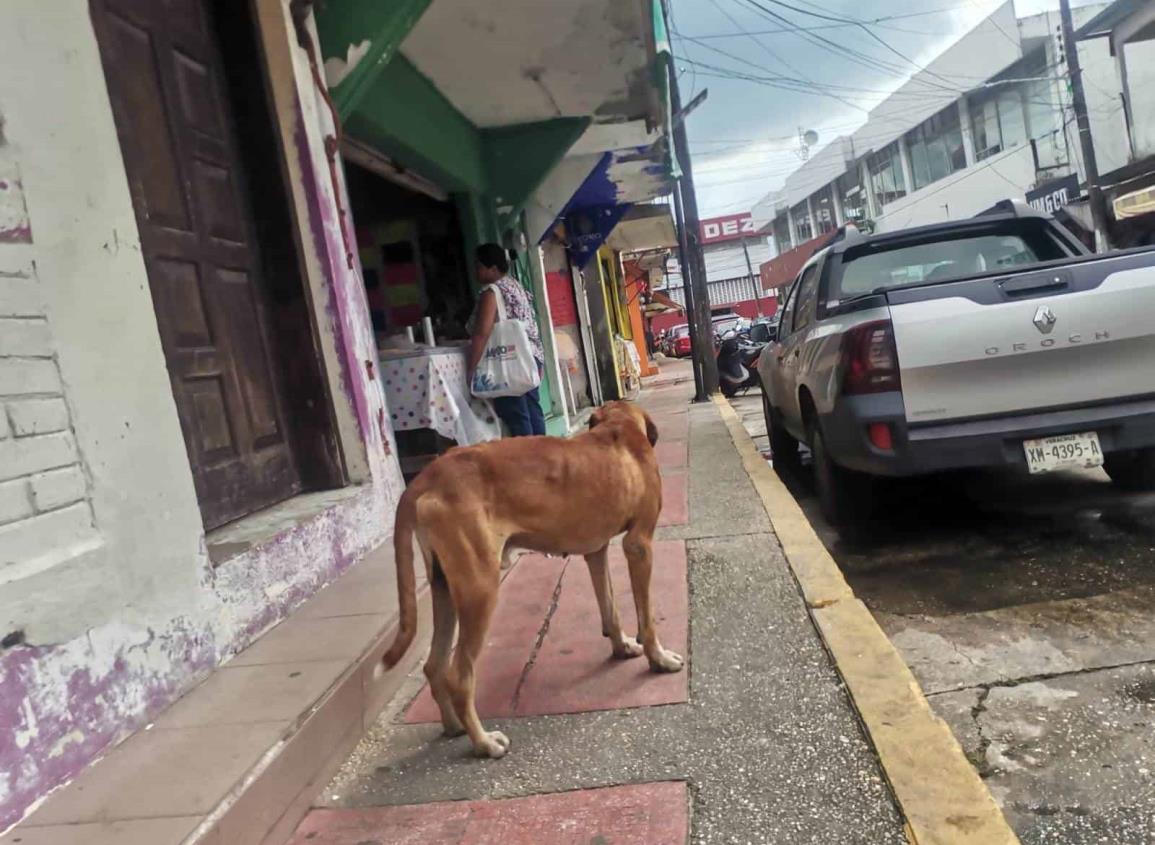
left=764, top=391, right=798, bottom=465
left=811, top=422, right=872, bottom=526
left=1105, top=448, right=1155, bottom=491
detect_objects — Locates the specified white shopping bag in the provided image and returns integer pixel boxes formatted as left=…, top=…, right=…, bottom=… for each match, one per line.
left=471, top=284, right=541, bottom=399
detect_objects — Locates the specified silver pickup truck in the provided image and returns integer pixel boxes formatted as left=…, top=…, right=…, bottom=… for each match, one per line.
left=757, top=202, right=1155, bottom=524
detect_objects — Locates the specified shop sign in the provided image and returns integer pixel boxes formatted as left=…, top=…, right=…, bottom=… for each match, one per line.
left=1027, top=173, right=1081, bottom=215
left=700, top=212, right=756, bottom=245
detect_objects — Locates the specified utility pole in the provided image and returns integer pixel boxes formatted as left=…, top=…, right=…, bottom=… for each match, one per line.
left=672, top=182, right=704, bottom=398
left=666, top=28, right=718, bottom=399
left=1060, top=0, right=1111, bottom=251
left=741, top=238, right=763, bottom=317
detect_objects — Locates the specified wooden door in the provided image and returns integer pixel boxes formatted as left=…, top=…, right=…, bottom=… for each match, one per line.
left=91, top=0, right=301, bottom=529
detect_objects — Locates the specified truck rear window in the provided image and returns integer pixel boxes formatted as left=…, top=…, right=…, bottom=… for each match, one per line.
left=837, top=230, right=1067, bottom=297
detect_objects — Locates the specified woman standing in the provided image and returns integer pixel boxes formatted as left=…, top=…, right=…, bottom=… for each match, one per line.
left=468, top=243, right=546, bottom=436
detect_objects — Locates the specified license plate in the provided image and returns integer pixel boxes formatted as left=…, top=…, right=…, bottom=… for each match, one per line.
left=1023, top=431, right=1104, bottom=474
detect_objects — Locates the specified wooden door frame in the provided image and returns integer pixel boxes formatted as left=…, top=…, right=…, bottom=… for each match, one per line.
left=245, top=0, right=378, bottom=485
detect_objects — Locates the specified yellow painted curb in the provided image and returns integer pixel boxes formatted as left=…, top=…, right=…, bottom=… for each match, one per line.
left=714, top=395, right=1020, bottom=845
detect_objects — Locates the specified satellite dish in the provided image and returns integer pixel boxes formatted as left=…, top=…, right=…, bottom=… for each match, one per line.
left=802, top=129, right=819, bottom=147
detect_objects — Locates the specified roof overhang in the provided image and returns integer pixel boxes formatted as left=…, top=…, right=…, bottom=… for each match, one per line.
left=1076, top=0, right=1142, bottom=39
left=605, top=204, right=678, bottom=253
left=317, top=0, right=675, bottom=234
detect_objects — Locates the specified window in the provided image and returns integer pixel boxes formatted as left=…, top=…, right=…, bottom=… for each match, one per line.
left=792, top=264, right=822, bottom=332
left=1019, top=49, right=1069, bottom=170
left=835, top=228, right=1069, bottom=297
left=791, top=201, right=813, bottom=243
left=867, top=142, right=906, bottom=208
left=969, top=89, right=1027, bottom=161
left=773, top=213, right=793, bottom=253
left=837, top=168, right=868, bottom=224
left=811, top=185, right=837, bottom=234
left=906, top=106, right=967, bottom=191
left=778, top=279, right=799, bottom=336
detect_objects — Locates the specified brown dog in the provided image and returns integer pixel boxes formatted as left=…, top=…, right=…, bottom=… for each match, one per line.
left=383, top=400, right=683, bottom=758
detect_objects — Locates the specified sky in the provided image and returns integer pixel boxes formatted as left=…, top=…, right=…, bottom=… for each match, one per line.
left=669, top=0, right=1102, bottom=218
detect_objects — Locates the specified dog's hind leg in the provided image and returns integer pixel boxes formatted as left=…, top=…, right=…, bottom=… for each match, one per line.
left=622, top=528, right=684, bottom=674
left=584, top=546, right=642, bottom=659
left=424, top=560, right=464, bottom=737
left=445, top=567, right=509, bottom=759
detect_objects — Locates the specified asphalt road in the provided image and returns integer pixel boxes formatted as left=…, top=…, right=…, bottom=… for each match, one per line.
left=731, top=390, right=1155, bottom=845
left=729, top=385, right=1155, bottom=840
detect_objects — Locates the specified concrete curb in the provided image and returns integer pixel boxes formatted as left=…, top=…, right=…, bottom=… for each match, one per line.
left=714, top=395, right=1021, bottom=845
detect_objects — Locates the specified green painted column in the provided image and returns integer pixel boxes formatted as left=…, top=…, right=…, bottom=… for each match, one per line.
left=455, top=191, right=500, bottom=293
left=314, top=0, right=432, bottom=119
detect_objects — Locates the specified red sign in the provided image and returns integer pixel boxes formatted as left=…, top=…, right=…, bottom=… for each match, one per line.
left=700, top=213, right=756, bottom=245
left=546, top=270, right=578, bottom=327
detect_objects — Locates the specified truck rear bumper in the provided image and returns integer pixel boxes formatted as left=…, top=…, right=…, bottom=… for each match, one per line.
left=824, top=393, right=1155, bottom=476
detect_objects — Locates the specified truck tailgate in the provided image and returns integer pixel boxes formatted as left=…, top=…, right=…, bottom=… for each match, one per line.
left=888, top=264, right=1155, bottom=425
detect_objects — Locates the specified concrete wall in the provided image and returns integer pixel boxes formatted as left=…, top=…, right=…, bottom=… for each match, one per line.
left=874, top=143, right=1038, bottom=233
left=703, top=239, right=772, bottom=283
left=1114, top=1, right=1155, bottom=159
left=0, top=0, right=405, bottom=830
left=783, top=138, right=852, bottom=209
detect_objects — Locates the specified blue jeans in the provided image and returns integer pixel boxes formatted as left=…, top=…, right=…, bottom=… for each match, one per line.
left=493, top=382, right=546, bottom=437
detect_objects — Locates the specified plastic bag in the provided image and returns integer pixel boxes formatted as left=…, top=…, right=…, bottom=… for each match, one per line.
left=471, top=284, right=541, bottom=399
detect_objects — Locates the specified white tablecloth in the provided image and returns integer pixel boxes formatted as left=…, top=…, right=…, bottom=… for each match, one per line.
left=379, top=348, right=501, bottom=446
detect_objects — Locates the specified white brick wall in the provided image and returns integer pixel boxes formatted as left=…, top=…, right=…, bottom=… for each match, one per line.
left=30, top=466, right=86, bottom=512
left=0, top=266, right=95, bottom=575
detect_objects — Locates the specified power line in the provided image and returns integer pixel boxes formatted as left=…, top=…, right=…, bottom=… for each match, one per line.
left=750, top=0, right=966, bottom=89
left=734, top=0, right=982, bottom=97
left=703, top=0, right=864, bottom=111
left=687, top=4, right=977, bottom=39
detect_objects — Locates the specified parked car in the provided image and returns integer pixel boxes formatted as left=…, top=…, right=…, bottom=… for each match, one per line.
left=710, top=314, right=747, bottom=341
left=666, top=324, right=692, bottom=357
left=758, top=201, right=1155, bottom=524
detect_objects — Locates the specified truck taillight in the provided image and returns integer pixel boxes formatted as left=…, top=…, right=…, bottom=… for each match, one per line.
left=842, top=320, right=901, bottom=395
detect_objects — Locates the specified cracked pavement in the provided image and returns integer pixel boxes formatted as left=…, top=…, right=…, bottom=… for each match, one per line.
left=730, top=391, right=1155, bottom=845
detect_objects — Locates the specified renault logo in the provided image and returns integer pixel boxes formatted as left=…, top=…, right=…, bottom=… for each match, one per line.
left=1033, top=305, right=1057, bottom=334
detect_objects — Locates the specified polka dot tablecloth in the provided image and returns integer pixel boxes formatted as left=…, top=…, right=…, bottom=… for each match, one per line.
left=380, top=349, right=501, bottom=446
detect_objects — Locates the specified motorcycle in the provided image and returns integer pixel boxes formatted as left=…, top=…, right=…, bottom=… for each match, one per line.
left=716, top=328, right=766, bottom=398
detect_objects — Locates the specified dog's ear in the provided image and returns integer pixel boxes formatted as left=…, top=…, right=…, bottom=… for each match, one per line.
left=588, top=407, right=607, bottom=430
left=644, top=413, right=659, bottom=446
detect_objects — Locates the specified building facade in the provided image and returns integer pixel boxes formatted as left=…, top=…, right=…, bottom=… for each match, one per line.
left=755, top=1, right=1133, bottom=254
left=0, top=0, right=675, bottom=830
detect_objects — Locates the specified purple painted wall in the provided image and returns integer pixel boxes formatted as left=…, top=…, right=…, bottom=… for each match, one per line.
left=0, top=18, right=405, bottom=832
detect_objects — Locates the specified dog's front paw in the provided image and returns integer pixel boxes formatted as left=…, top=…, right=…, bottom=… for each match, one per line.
left=612, top=636, right=645, bottom=660
left=648, top=648, right=684, bottom=674
left=473, top=730, right=511, bottom=759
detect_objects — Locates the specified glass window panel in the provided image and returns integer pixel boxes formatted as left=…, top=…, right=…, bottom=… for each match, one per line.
left=997, top=91, right=1027, bottom=149
left=812, top=185, right=837, bottom=234
left=868, top=142, right=906, bottom=207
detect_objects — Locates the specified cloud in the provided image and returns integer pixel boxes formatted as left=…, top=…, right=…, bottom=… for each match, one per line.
left=679, top=0, right=1027, bottom=216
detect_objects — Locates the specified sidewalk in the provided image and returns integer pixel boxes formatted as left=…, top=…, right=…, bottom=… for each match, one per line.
left=291, top=361, right=909, bottom=844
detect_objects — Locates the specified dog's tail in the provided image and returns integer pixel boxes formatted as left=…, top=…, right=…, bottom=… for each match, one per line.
left=382, top=486, right=420, bottom=668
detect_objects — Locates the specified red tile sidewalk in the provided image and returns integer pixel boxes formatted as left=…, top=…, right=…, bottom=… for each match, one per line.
left=289, top=782, right=688, bottom=845
left=294, top=400, right=695, bottom=845
left=658, top=471, right=688, bottom=526
left=405, top=541, right=688, bottom=721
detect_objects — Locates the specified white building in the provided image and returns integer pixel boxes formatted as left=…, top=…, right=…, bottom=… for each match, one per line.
left=758, top=1, right=1135, bottom=246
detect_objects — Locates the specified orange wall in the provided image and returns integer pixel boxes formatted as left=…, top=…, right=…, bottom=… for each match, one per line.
left=622, top=260, right=658, bottom=376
